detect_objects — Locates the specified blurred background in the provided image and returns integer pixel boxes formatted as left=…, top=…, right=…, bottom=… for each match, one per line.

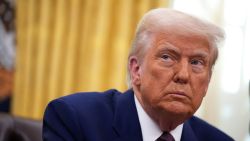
left=0, top=0, right=249, bottom=141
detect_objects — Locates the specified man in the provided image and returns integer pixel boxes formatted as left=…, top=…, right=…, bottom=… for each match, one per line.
left=43, top=8, right=234, bottom=141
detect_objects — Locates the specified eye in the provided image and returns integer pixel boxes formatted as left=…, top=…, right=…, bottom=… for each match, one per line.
left=159, top=54, right=175, bottom=66
left=190, top=59, right=203, bottom=65
left=190, top=59, right=206, bottom=72
left=161, top=54, right=170, bottom=60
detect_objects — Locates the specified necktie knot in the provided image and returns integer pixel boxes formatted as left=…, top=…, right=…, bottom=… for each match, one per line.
left=156, top=132, right=175, bottom=141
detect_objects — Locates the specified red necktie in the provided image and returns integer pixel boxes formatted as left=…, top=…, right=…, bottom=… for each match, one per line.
left=156, top=132, right=175, bottom=141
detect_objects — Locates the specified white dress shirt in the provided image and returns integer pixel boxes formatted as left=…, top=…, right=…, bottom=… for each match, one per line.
left=134, top=95, right=183, bottom=141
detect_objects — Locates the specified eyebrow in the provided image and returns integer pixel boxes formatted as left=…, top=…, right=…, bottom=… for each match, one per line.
left=191, top=50, right=209, bottom=58
left=157, top=42, right=210, bottom=59
left=157, top=42, right=181, bottom=54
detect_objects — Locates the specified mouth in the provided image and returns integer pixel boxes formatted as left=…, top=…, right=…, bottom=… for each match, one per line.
left=167, top=91, right=190, bottom=99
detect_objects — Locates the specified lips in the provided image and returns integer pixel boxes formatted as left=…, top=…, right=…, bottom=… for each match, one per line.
left=169, top=91, right=186, bottom=95
left=166, top=91, right=190, bottom=99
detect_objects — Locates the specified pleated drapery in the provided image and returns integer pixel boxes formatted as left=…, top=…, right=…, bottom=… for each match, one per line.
left=13, top=0, right=170, bottom=119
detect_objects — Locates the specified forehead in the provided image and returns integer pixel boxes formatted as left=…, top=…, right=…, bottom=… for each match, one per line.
left=155, top=41, right=209, bottom=56
left=156, top=31, right=210, bottom=49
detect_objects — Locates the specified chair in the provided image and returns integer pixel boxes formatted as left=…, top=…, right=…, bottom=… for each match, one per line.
left=0, top=113, right=42, bottom=141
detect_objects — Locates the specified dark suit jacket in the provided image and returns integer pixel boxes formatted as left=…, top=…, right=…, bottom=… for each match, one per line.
left=43, top=89, right=234, bottom=141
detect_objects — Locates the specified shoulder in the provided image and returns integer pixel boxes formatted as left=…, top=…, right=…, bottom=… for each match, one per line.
left=185, top=116, right=234, bottom=141
left=47, top=89, right=122, bottom=112
left=57, top=89, right=121, bottom=103
left=43, top=89, right=123, bottom=140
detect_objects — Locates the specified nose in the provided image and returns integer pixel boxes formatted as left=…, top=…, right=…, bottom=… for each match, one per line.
left=173, top=61, right=189, bottom=84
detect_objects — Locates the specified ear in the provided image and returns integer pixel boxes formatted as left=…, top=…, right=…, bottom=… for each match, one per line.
left=129, top=56, right=141, bottom=86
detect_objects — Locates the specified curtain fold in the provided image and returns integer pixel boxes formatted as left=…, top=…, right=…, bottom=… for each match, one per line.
left=13, top=0, right=170, bottom=119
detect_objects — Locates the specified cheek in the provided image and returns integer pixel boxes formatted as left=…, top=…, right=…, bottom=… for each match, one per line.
left=140, top=72, right=166, bottom=102
left=191, top=76, right=210, bottom=108
left=140, top=66, right=175, bottom=106
left=141, top=63, right=173, bottom=87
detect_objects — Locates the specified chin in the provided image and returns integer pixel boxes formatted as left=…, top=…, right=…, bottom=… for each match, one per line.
left=161, top=103, right=194, bottom=120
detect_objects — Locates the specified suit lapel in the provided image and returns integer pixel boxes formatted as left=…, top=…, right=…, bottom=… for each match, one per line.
left=181, top=119, right=199, bottom=141
left=112, top=89, right=143, bottom=141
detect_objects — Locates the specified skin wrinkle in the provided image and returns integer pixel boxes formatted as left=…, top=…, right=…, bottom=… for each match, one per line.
left=128, top=8, right=224, bottom=132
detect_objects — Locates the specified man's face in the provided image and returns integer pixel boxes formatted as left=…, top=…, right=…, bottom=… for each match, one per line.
left=131, top=32, right=213, bottom=129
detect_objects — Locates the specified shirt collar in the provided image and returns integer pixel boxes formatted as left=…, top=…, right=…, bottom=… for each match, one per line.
left=134, top=94, right=183, bottom=141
